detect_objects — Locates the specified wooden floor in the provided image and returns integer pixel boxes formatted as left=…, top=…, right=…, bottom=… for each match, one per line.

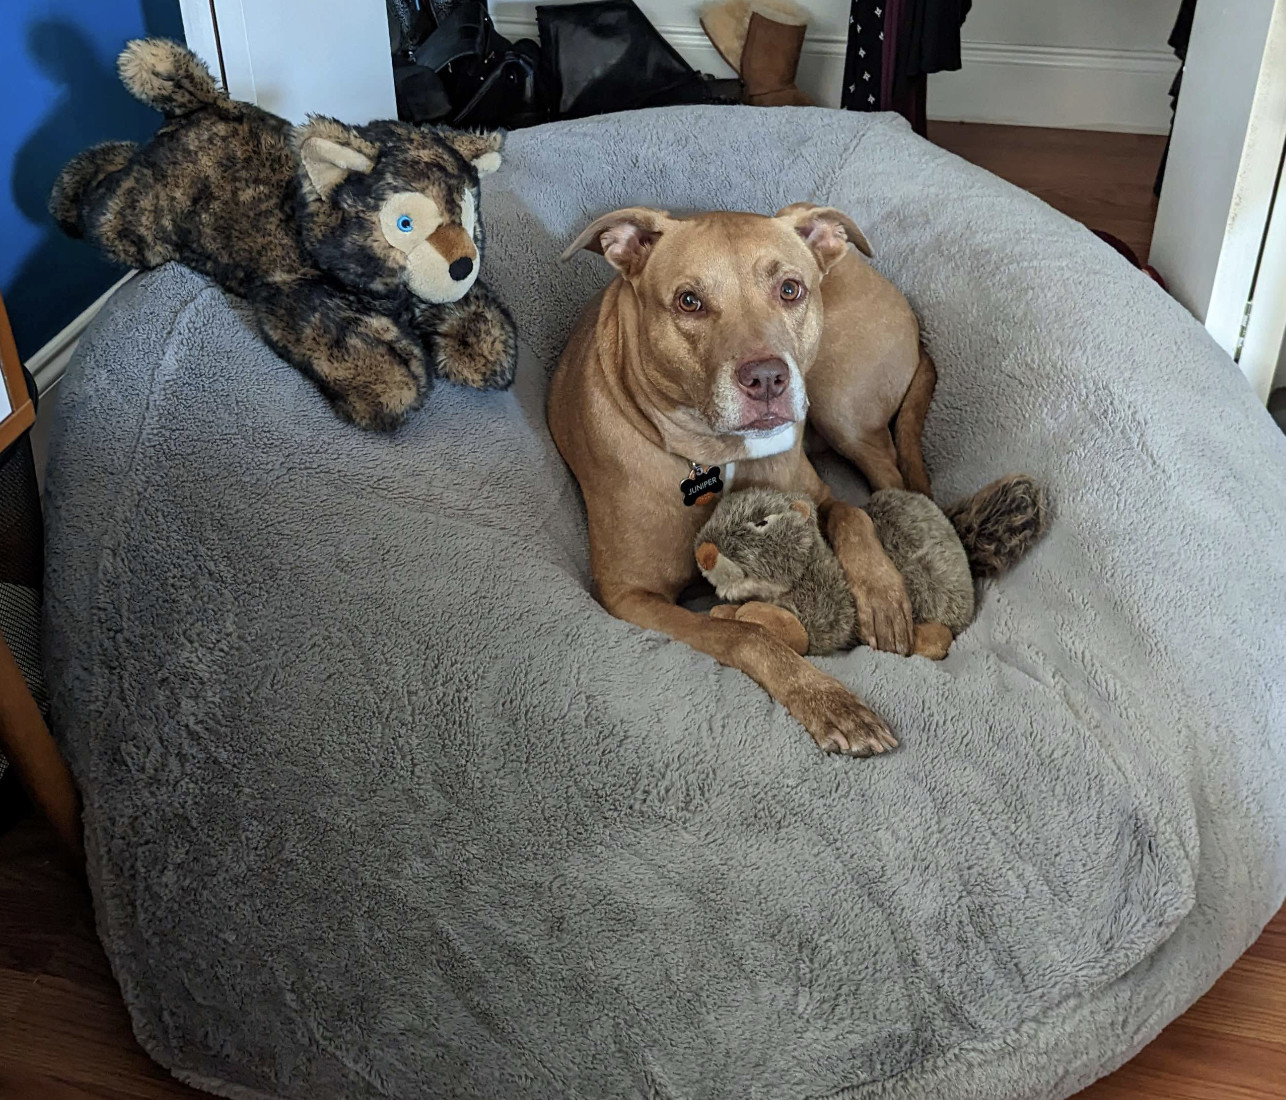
left=2, top=123, right=1282, bottom=1100
left=928, top=122, right=1168, bottom=262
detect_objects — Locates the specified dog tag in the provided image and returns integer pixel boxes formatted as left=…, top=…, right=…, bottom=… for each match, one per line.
left=681, top=462, right=723, bottom=507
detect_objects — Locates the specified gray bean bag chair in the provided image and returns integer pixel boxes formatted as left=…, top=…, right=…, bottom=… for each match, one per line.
left=44, top=107, right=1286, bottom=1100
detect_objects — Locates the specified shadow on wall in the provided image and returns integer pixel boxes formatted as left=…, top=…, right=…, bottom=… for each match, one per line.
left=4, top=1, right=183, bottom=359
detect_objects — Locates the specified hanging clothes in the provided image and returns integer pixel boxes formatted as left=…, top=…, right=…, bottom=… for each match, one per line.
left=840, top=0, right=890, bottom=113
left=841, top=0, right=970, bottom=130
left=895, top=0, right=971, bottom=78
left=1155, top=0, right=1198, bottom=196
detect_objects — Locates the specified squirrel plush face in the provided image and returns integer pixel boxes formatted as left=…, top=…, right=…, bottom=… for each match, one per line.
left=293, top=118, right=502, bottom=304
left=694, top=488, right=820, bottom=602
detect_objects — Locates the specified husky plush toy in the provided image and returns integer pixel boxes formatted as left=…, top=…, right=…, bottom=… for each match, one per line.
left=50, top=39, right=517, bottom=430
left=695, top=477, right=1046, bottom=658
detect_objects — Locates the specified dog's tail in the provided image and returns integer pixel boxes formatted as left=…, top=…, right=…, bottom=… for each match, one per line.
left=48, top=141, right=137, bottom=238
left=945, top=474, right=1048, bottom=578
left=118, top=38, right=224, bottom=117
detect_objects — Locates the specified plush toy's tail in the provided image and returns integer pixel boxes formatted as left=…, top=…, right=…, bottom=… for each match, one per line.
left=48, top=141, right=137, bottom=238
left=945, top=474, right=1048, bottom=578
left=118, top=38, right=223, bottom=117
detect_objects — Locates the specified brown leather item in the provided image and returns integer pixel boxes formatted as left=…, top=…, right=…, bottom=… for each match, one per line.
left=740, top=12, right=812, bottom=106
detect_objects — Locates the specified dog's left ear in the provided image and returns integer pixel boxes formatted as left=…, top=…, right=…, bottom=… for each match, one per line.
left=788, top=498, right=815, bottom=519
left=438, top=128, right=504, bottom=175
left=775, top=203, right=873, bottom=273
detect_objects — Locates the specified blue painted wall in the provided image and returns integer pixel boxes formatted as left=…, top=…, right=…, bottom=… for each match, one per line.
left=1, top=1, right=184, bottom=358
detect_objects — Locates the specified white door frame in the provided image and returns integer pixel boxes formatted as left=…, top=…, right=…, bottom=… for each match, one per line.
left=1151, top=0, right=1286, bottom=399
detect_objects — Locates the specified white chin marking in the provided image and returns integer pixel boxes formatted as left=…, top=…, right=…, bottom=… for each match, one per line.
left=742, top=422, right=800, bottom=458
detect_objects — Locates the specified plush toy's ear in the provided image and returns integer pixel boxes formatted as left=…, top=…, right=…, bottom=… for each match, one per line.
left=561, top=207, right=674, bottom=280
left=789, top=498, right=815, bottom=519
left=292, top=117, right=377, bottom=200
left=439, top=128, right=503, bottom=175
left=775, top=203, right=873, bottom=273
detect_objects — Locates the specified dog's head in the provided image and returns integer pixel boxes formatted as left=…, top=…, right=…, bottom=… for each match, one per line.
left=564, top=203, right=872, bottom=451
left=292, top=117, right=502, bottom=304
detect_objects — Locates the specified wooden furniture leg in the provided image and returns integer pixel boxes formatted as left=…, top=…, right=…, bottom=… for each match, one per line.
left=0, top=631, right=82, bottom=863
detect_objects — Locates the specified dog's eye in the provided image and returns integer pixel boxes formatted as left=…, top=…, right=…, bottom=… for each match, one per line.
left=752, top=518, right=770, bottom=528
left=780, top=279, right=802, bottom=301
left=396, top=215, right=414, bottom=233
left=677, top=290, right=702, bottom=313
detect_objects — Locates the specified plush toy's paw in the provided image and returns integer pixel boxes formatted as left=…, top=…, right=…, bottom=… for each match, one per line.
left=430, top=288, right=518, bottom=391
left=256, top=288, right=430, bottom=432
left=333, top=316, right=431, bottom=431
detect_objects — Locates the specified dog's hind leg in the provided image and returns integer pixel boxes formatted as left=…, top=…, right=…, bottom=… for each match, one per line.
left=891, top=347, right=936, bottom=496
left=808, top=405, right=906, bottom=491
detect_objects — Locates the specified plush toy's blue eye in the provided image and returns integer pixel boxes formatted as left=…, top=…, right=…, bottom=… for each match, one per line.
left=396, top=215, right=414, bottom=233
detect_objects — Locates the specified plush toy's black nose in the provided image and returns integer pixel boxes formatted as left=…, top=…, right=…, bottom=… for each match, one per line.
left=449, top=256, right=474, bottom=281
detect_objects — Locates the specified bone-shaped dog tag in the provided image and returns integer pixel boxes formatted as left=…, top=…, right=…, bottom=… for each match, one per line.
left=681, top=463, right=723, bottom=507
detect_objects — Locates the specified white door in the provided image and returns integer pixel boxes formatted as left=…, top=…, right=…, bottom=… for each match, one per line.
left=179, top=0, right=397, bottom=125
left=1150, top=0, right=1286, bottom=401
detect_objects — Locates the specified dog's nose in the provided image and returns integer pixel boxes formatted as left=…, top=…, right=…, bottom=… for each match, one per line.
left=448, top=256, right=474, bottom=281
left=696, top=542, right=719, bottom=571
left=735, top=359, right=789, bottom=401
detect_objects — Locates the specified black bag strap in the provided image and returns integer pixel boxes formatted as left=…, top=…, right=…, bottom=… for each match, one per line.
left=413, top=2, right=509, bottom=72
left=452, top=48, right=538, bottom=123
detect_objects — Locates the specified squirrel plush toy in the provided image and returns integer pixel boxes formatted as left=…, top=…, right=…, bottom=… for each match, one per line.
left=695, top=477, right=1047, bottom=659
left=49, top=39, right=517, bottom=430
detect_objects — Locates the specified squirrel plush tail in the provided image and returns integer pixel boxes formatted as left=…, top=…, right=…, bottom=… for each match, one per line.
left=945, top=474, right=1048, bottom=578
left=117, top=38, right=223, bottom=117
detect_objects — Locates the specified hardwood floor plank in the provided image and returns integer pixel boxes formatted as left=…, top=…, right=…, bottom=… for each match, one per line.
left=1245, top=905, right=1286, bottom=966
left=0, top=968, right=38, bottom=1026
left=1180, top=956, right=1286, bottom=1048
left=1, top=971, right=206, bottom=1099
left=927, top=122, right=1167, bottom=262
left=0, top=1059, right=181, bottom=1100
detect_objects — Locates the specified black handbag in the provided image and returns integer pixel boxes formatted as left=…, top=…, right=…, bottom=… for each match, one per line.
left=536, top=0, right=737, bottom=119
left=412, top=2, right=549, bottom=129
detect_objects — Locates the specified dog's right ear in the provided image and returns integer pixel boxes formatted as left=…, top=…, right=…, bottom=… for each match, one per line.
left=561, top=207, right=673, bottom=280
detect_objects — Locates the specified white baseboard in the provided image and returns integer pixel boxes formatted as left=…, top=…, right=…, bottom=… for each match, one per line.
left=936, top=42, right=1177, bottom=134
left=497, top=19, right=1177, bottom=134
left=26, top=271, right=134, bottom=396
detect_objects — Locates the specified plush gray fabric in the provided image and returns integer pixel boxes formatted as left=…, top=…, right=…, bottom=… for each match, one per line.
left=43, top=107, right=1286, bottom=1100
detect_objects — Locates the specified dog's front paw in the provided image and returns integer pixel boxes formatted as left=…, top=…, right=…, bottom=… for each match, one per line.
left=790, top=677, right=897, bottom=757
left=431, top=294, right=517, bottom=391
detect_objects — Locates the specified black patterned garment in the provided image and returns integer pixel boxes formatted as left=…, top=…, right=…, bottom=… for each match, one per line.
left=841, top=0, right=971, bottom=112
left=840, top=0, right=890, bottom=111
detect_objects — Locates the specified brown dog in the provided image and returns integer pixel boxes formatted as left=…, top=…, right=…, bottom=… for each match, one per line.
left=548, top=204, right=935, bottom=755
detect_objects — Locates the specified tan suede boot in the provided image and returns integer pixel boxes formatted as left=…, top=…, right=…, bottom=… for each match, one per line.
left=740, top=12, right=812, bottom=106
left=700, top=1, right=813, bottom=107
